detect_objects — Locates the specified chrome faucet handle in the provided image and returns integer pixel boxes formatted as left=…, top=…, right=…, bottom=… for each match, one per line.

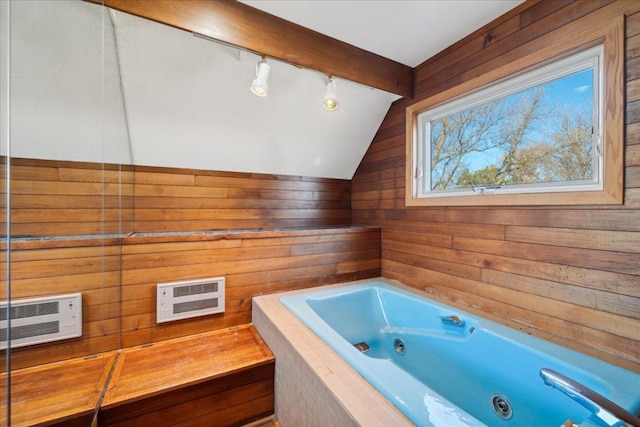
left=439, top=315, right=465, bottom=327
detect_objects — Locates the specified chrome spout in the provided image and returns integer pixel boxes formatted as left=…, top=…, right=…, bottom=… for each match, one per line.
left=540, top=368, right=640, bottom=427
left=439, top=315, right=465, bottom=327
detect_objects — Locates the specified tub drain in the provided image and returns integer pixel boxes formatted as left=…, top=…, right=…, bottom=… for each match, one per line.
left=490, top=393, right=513, bottom=420
left=393, top=338, right=406, bottom=355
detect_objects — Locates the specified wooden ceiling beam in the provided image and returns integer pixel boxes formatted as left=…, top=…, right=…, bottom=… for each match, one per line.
left=88, top=0, right=414, bottom=98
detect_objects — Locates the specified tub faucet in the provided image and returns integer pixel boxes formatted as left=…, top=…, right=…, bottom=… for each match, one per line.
left=439, top=315, right=465, bottom=327
left=540, top=368, right=640, bottom=427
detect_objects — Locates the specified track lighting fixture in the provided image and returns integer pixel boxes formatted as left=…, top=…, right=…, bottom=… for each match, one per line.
left=195, top=34, right=345, bottom=106
left=322, top=76, right=338, bottom=111
left=251, top=56, right=270, bottom=97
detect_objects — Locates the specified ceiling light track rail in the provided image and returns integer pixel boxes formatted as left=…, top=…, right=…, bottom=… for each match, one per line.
left=196, top=32, right=339, bottom=109
left=84, top=0, right=413, bottom=98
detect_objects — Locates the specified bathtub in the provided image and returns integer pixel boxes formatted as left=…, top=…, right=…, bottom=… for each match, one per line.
left=278, top=281, right=640, bottom=427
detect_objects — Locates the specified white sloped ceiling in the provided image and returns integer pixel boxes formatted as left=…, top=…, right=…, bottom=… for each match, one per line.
left=5, top=1, right=523, bottom=180
left=4, top=0, right=131, bottom=165
left=242, top=0, right=524, bottom=68
left=111, top=10, right=400, bottom=180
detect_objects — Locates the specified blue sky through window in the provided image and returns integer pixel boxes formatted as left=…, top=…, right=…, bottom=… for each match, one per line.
left=429, top=67, right=594, bottom=189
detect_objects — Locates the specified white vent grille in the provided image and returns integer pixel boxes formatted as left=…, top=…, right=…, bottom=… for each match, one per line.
left=156, top=277, right=225, bottom=323
left=0, top=293, right=82, bottom=349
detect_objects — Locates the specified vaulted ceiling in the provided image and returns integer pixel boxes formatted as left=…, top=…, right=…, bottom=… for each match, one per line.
left=241, top=1, right=524, bottom=68
left=5, top=0, right=523, bottom=179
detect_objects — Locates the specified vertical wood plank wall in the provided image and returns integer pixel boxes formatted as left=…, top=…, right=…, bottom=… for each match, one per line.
left=1, top=160, right=380, bottom=369
left=353, top=0, right=640, bottom=366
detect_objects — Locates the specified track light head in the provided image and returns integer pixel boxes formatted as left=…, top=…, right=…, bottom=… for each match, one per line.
left=323, top=76, right=338, bottom=111
left=251, top=57, right=270, bottom=97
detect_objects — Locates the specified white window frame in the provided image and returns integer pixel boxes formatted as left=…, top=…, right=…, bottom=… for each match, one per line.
left=405, top=17, right=624, bottom=207
left=416, top=46, right=602, bottom=199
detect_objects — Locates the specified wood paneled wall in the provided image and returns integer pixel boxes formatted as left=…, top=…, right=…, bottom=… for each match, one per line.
left=120, top=227, right=380, bottom=348
left=132, top=165, right=351, bottom=233
left=0, top=238, right=122, bottom=369
left=353, top=0, right=640, bottom=366
left=1, top=160, right=351, bottom=238
left=1, top=158, right=378, bottom=369
left=1, top=158, right=134, bottom=237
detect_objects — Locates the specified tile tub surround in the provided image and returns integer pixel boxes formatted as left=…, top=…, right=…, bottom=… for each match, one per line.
left=252, top=278, right=414, bottom=427
left=252, top=277, right=640, bottom=427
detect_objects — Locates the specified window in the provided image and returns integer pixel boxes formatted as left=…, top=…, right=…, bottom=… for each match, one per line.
left=406, top=18, right=623, bottom=206
left=418, top=47, right=601, bottom=197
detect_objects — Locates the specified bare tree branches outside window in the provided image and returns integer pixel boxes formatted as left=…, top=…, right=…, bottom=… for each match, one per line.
left=428, top=68, right=595, bottom=191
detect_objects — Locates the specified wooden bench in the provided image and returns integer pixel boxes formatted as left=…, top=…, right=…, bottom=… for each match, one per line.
left=1, top=324, right=275, bottom=427
left=99, top=324, right=275, bottom=427
left=0, top=352, right=116, bottom=427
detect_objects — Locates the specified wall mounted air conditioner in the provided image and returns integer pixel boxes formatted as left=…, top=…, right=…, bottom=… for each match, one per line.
left=156, top=277, right=225, bottom=323
left=0, top=293, right=82, bottom=349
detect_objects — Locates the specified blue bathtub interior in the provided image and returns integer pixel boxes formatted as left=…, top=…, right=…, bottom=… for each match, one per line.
left=280, top=281, right=640, bottom=427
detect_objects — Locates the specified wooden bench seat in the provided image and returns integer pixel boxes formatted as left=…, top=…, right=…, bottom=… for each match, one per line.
left=0, top=324, right=275, bottom=427
left=0, top=352, right=116, bottom=427
left=99, top=324, right=275, bottom=427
